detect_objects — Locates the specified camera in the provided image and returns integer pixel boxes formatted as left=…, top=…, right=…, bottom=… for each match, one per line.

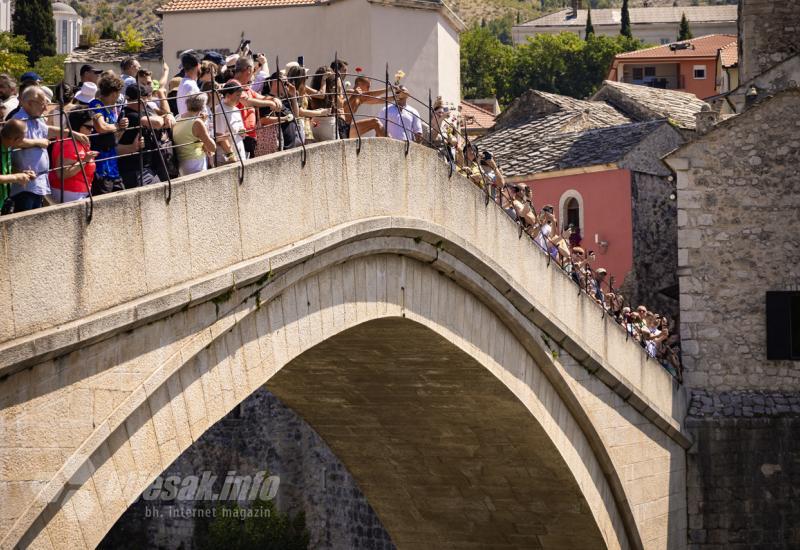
left=482, top=150, right=493, bottom=161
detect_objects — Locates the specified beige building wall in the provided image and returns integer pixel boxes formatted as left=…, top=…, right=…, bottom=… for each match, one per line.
left=161, top=0, right=461, bottom=106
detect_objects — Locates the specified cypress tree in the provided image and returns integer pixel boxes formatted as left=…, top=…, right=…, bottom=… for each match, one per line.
left=585, top=5, right=595, bottom=39
left=677, top=12, right=693, bottom=41
left=620, top=0, right=632, bottom=38
left=12, top=0, right=56, bottom=65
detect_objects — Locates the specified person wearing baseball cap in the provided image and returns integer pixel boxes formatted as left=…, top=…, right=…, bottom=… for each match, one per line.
left=79, top=65, right=103, bottom=84
left=20, top=72, right=42, bottom=84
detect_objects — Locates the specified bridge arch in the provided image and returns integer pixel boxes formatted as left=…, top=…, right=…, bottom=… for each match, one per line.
left=0, top=140, right=687, bottom=549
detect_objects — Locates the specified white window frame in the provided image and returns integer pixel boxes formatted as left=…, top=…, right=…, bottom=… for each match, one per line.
left=693, top=65, right=707, bottom=80
left=559, top=189, right=585, bottom=234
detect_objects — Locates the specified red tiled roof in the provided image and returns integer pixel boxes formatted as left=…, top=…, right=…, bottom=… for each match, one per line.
left=460, top=100, right=497, bottom=129
left=615, top=34, right=737, bottom=60
left=157, top=0, right=316, bottom=13
left=719, top=41, right=738, bottom=68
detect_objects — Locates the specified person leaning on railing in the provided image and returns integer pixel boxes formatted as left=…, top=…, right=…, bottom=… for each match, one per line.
left=48, top=110, right=97, bottom=203
left=88, top=74, right=129, bottom=195
left=8, top=86, right=90, bottom=212
left=0, top=119, right=35, bottom=214
left=213, top=79, right=247, bottom=165
left=173, top=93, right=216, bottom=176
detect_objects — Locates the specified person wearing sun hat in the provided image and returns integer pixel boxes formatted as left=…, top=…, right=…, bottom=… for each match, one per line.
left=73, top=82, right=98, bottom=107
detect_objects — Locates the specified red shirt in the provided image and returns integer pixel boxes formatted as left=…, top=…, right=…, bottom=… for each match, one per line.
left=237, top=88, right=266, bottom=139
left=49, top=140, right=96, bottom=194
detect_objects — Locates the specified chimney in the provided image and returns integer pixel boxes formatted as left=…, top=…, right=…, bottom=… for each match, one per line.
left=695, top=104, right=720, bottom=135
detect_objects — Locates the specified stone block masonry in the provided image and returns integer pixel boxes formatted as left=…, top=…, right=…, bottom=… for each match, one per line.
left=686, top=390, right=800, bottom=550
left=739, top=0, right=800, bottom=83
left=99, top=388, right=394, bottom=550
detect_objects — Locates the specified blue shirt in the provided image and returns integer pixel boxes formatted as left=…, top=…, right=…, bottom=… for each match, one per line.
left=89, top=99, right=120, bottom=179
left=10, top=108, right=50, bottom=197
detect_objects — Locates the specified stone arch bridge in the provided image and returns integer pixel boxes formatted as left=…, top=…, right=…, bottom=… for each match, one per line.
left=0, top=139, right=690, bottom=549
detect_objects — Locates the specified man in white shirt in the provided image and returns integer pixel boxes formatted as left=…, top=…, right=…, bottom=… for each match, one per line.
left=377, top=86, right=423, bottom=143
left=177, top=53, right=201, bottom=116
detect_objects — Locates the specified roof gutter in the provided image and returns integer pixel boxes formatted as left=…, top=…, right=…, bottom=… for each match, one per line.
left=506, top=163, right=619, bottom=183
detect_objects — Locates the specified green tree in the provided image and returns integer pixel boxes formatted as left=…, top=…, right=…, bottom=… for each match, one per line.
left=99, top=22, right=117, bottom=40
left=486, top=14, right=515, bottom=45
left=11, top=0, right=56, bottom=65
left=195, top=498, right=309, bottom=550
left=32, top=55, right=67, bottom=83
left=119, top=24, right=144, bottom=53
left=620, top=0, right=632, bottom=38
left=677, top=13, right=693, bottom=41
left=585, top=5, right=595, bottom=38
left=505, top=32, right=644, bottom=102
left=0, top=33, right=31, bottom=79
left=460, top=26, right=514, bottom=99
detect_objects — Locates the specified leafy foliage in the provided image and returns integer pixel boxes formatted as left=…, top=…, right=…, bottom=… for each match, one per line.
left=0, top=33, right=31, bottom=79
left=194, top=498, right=309, bottom=550
left=460, top=26, right=514, bottom=100
left=461, top=25, right=645, bottom=104
left=32, top=55, right=67, bottom=83
left=11, top=0, right=56, bottom=64
left=119, top=24, right=145, bottom=53
left=677, top=12, right=694, bottom=41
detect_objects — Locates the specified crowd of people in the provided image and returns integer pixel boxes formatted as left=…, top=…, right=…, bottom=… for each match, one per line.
left=445, top=135, right=682, bottom=377
left=0, top=45, right=680, bottom=378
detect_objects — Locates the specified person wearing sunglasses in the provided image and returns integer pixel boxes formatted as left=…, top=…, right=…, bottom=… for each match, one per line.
left=49, top=110, right=98, bottom=203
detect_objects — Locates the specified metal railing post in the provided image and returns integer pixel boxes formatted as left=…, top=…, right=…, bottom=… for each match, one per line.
left=275, top=56, right=307, bottom=166
left=58, top=83, right=65, bottom=204
left=139, top=94, right=172, bottom=203
left=336, top=59, right=361, bottom=154
left=62, top=105, right=93, bottom=222
left=214, top=88, right=245, bottom=184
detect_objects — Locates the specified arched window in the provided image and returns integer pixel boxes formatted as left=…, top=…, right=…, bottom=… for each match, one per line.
left=566, top=198, right=580, bottom=230
left=558, top=190, right=584, bottom=235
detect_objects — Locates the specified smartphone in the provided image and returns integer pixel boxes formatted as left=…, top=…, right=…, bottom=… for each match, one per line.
left=297, top=55, right=304, bottom=67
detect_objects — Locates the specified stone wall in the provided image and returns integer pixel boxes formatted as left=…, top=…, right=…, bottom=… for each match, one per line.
left=99, top=388, right=394, bottom=550
left=623, top=172, right=679, bottom=323
left=666, top=89, right=800, bottom=391
left=685, top=390, right=800, bottom=549
left=739, top=0, right=800, bottom=83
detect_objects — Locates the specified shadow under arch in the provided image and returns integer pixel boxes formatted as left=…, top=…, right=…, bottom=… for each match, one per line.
left=10, top=249, right=639, bottom=550
left=268, top=316, right=607, bottom=549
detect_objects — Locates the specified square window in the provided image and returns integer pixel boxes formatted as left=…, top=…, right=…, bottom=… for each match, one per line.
left=644, top=67, right=656, bottom=77
left=693, top=65, right=707, bottom=79
left=632, top=68, right=643, bottom=81
left=766, top=292, right=800, bottom=360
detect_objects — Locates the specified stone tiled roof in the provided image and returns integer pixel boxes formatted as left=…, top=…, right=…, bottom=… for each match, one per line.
left=591, top=80, right=709, bottom=130
left=615, top=34, right=737, bottom=60
left=460, top=100, right=497, bottom=129
left=493, top=89, right=631, bottom=131
left=66, top=38, right=163, bottom=63
left=518, top=5, right=738, bottom=27
left=477, top=120, right=666, bottom=178
left=719, top=41, right=738, bottom=68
